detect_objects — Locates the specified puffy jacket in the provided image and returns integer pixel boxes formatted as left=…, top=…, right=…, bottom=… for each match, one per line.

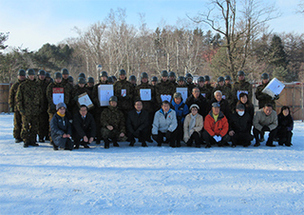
left=183, top=113, right=204, bottom=142
left=50, top=113, right=72, bottom=146
left=204, top=110, right=229, bottom=137
left=171, top=99, right=189, bottom=123
left=152, top=108, right=177, bottom=134
left=253, top=108, right=278, bottom=131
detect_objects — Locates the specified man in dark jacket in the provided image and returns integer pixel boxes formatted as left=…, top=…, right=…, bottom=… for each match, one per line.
left=73, top=105, right=96, bottom=149
left=186, top=87, right=208, bottom=118
left=50, top=102, right=73, bottom=150
left=228, top=103, right=252, bottom=147
left=126, top=100, right=149, bottom=147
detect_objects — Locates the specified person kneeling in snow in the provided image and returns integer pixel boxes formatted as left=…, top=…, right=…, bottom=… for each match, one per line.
left=276, top=106, right=293, bottom=146
left=183, top=104, right=203, bottom=148
left=72, top=105, right=96, bottom=149
left=50, top=103, right=73, bottom=151
left=203, top=102, right=230, bottom=148
left=152, top=100, right=178, bottom=147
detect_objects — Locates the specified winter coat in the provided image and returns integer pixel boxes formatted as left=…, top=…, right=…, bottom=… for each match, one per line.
left=255, top=83, right=276, bottom=109
left=50, top=113, right=72, bottom=147
left=171, top=99, right=189, bottom=123
left=37, top=78, right=49, bottom=112
left=209, top=98, right=231, bottom=120
left=277, top=112, right=293, bottom=132
left=9, top=79, right=26, bottom=111
left=100, top=105, right=126, bottom=134
left=155, top=80, right=176, bottom=105
left=126, top=109, right=150, bottom=136
left=135, top=82, right=156, bottom=113
left=183, top=113, right=204, bottom=142
left=229, top=112, right=252, bottom=134
left=114, top=78, right=135, bottom=113
left=185, top=94, right=208, bottom=118
left=204, top=110, right=229, bottom=137
left=72, top=112, right=96, bottom=139
left=232, top=80, right=252, bottom=104
left=200, top=84, right=213, bottom=102
left=253, top=108, right=278, bottom=131
left=92, top=80, right=109, bottom=107
left=46, top=82, right=71, bottom=114
left=152, top=108, right=177, bottom=134
left=15, top=79, right=42, bottom=116
left=71, top=85, right=91, bottom=114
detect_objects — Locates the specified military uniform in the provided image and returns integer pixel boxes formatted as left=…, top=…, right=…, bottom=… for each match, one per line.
left=100, top=105, right=126, bottom=143
left=212, top=85, right=233, bottom=109
left=9, top=79, right=26, bottom=141
left=232, top=80, right=252, bottom=105
left=114, top=78, right=135, bottom=117
left=37, top=78, right=49, bottom=141
left=155, top=80, right=176, bottom=107
left=187, top=83, right=196, bottom=97
left=200, top=84, right=213, bottom=103
left=61, top=78, right=73, bottom=115
left=255, top=83, right=276, bottom=109
left=15, top=79, right=42, bottom=145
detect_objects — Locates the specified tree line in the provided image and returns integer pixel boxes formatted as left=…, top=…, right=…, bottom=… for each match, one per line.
left=0, top=3, right=304, bottom=83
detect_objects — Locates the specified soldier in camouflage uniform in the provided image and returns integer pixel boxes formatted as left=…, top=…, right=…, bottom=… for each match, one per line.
left=100, top=96, right=126, bottom=149
left=129, top=75, right=137, bottom=87
left=61, top=68, right=73, bottom=116
left=46, top=72, right=71, bottom=143
left=255, top=73, right=279, bottom=109
left=114, top=69, right=135, bottom=117
left=92, top=71, right=110, bottom=144
left=71, top=77, right=91, bottom=115
left=201, top=75, right=213, bottom=102
left=212, top=76, right=233, bottom=105
left=86, top=77, right=94, bottom=97
left=185, top=73, right=196, bottom=97
left=224, top=75, right=232, bottom=90
left=169, top=71, right=178, bottom=87
left=9, top=69, right=26, bottom=143
left=135, top=72, right=156, bottom=142
left=155, top=70, right=176, bottom=107
left=16, top=69, right=42, bottom=147
left=36, top=70, right=49, bottom=142
left=151, top=76, right=158, bottom=87
left=45, top=72, right=53, bottom=84
left=232, top=70, right=252, bottom=108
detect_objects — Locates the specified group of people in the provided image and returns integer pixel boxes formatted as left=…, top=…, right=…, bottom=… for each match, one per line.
left=9, top=68, right=294, bottom=150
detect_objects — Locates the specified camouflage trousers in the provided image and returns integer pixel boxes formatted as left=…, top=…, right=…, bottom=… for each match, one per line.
left=48, top=113, right=55, bottom=142
left=38, top=111, right=49, bottom=140
left=20, top=115, right=38, bottom=143
left=101, top=127, right=120, bottom=140
left=13, top=110, right=22, bottom=139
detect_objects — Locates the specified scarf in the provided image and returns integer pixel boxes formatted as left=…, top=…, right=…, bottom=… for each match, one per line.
left=57, top=111, right=65, bottom=118
left=189, top=114, right=198, bottom=136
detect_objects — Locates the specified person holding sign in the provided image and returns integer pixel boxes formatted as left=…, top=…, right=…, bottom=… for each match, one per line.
left=155, top=70, right=176, bottom=107
left=114, top=69, right=135, bottom=118
left=255, top=73, right=279, bottom=109
left=100, top=96, right=126, bottom=149
left=232, top=71, right=252, bottom=108
left=71, top=77, right=92, bottom=115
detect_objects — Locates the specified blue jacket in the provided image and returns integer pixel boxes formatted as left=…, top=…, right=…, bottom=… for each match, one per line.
left=171, top=100, right=189, bottom=123
left=50, top=113, right=72, bottom=147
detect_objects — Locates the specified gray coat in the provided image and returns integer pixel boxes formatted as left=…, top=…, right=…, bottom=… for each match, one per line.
left=253, top=109, right=278, bottom=131
left=152, top=108, right=177, bottom=134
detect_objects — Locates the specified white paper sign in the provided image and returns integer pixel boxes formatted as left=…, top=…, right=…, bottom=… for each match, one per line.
left=52, top=88, right=64, bottom=105
left=201, top=93, right=206, bottom=98
left=262, top=78, right=285, bottom=98
left=78, top=93, right=94, bottom=109
left=98, top=85, right=114, bottom=106
left=237, top=90, right=248, bottom=100
left=176, top=87, right=188, bottom=102
left=160, top=94, right=172, bottom=102
left=121, top=89, right=127, bottom=97
left=140, top=89, right=151, bottom=101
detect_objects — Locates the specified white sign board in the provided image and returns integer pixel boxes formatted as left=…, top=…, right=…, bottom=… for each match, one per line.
left=52, top=88, right=64, bottom=105
left=160, top=94, right=172, bottom=103
left=140, top=89, right=152, bottom=101
left=78, top=92, right=94, bottom=109
left=176, top=87, right=188, bottom=102
left=98, top=84, right=114, bottom=106
left=262, top=78, right=285, bottom=98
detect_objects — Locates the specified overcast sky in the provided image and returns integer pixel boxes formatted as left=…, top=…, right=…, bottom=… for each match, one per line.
left=1, top=0, right=303, bottom=51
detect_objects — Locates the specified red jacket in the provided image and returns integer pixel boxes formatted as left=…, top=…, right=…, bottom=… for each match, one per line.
left=204, top=111, right=229, bottom=137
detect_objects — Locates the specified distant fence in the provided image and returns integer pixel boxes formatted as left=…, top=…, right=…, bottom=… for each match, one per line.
left=1, top=82, right=304, bottom=120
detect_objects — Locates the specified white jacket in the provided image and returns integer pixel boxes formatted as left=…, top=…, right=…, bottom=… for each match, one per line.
left=183, top=113, right=204, bottom=142
left=152, top=108, right=177, bottom=134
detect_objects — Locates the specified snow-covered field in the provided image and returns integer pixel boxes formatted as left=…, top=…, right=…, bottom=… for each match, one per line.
left=0, top=113, right=303, bottom=214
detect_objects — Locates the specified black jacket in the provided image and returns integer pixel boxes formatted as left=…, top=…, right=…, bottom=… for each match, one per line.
left=209, top=98, right=231, bottom=119
left=185, top=94, right=208, bottom=118
left=73, top=112, right=96, bottom=138
left=126, top=109, right=150, bottom=136
left=229, top=112, right=252, bottom=134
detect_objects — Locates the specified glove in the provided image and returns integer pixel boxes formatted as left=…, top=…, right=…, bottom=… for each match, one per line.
left=273, top=94, right=280, bottom=100
left=166, top=131, right=171, bottom=140
left=213, top=135, right=219, bottom=142
left=217, top=135, right=222, bottom=142
left=10, top=107, right=14, bottom=112
left=262, top=126, right=270, bottom=132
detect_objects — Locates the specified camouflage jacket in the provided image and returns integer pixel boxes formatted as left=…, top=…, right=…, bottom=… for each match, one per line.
left=37, top=78, right=49, bottom=111
left=9, top=79, right=26, bottom=110
left=135, top=82, right=156, bottom=113
left=212, top=85, right=233, bottom=102
left=255, top=83, right=275, bottom=109
left=100, top=105, right=126, bottom=134
left=15, top=79, right=42, bottom=116
left=187, top=82, right=196, bottom=97
left=71, top=85, right=91, bottom=112
left=46, top=82, right=71, bottom=114
left=200, top=84, right=213, bottom=102
left=155, top=80, right=176, bottom=105
left=114, top=78, right=135, bottom=112
left=232, top=80, right=252, bottom=103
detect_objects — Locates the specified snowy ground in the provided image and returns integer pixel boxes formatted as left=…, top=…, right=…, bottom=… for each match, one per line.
left=0, top=113, right=303, bottom=215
